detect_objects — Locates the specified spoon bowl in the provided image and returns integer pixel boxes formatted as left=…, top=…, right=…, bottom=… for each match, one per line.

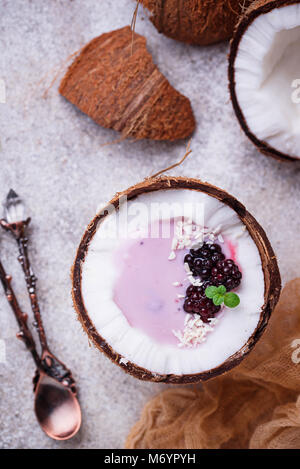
left=34, top=373, right=82, bottom=441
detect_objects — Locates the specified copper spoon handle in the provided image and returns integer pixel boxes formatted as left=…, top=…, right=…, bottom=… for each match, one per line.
left=1, top=219, right=48, bottom=352
left=1, top=219, right=77, bottom=392
left=18, top=231, right=48, bottom=351
left=0, top=257, right=41, bottom=369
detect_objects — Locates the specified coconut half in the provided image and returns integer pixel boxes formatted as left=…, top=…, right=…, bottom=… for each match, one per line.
left=229, top=0, right=300, bottom=162
left=72, top=177, right=281, bottom=384
left=140, top=0, right=254, bottom=46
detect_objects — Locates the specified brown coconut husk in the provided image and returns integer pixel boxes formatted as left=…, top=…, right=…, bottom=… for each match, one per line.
left=229, top=0, right=300, bottom=163
left=72, top=177, right=281, bottom=384
left=59, top=26, right=195, bottom=141
left=140, top=0, right=254, bottom=46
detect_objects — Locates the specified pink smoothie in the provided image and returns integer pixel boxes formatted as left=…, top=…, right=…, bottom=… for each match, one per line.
left=113, top=221, right=238, bottom=346
left=113, top=229, right=189, bottom=345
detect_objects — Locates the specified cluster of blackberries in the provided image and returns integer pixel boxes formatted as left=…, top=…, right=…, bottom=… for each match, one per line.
left=183, top=243, right=242, bottom=322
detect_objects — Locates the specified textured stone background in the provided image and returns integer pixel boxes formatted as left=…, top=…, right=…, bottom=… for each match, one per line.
left=0, top=0, right=299, bottom=449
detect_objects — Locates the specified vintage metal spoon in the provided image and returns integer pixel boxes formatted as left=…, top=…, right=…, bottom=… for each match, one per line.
left=0, top=189, right=81, bottom=440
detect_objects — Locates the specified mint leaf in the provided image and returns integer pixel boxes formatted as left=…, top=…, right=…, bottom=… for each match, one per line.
left=205, top=286, right=218, bottom=299
left=212, top=293, right=225, bottom=306
left=217, top=285, right=226, bottom=295
left=224, top=292, right=240, bottom=308
left=206, top=285, right=240, bottom=308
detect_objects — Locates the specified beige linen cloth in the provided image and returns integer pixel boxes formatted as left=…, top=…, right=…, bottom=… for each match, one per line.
left=126, top=279, right=300, bottom=449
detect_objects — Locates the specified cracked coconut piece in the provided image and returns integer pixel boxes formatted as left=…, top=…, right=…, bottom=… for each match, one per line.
left=59, top=26, right=195, bottom=141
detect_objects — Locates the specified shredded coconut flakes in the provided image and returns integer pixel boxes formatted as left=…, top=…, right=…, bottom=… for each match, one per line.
left=168, top=251, right=176, bottom=260
left=173, top=316, right=219, bottom=348
left=168, top=219, right=223, bottom=261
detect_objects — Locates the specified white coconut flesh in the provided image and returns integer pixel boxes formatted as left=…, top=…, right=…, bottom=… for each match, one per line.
left=81, top=189, right=265, bottom=376
left=234, top=4, right=300, bottom=158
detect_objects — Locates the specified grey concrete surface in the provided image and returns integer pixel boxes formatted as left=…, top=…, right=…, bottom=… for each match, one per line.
left=0, top=0, right=299, bottom=449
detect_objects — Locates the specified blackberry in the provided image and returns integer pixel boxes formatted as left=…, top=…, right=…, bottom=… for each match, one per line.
left=211, top=259, right=242, bottom=290
left=184, top=243, right=225, bottom=279
left=183, top=284, right=221, bottom=323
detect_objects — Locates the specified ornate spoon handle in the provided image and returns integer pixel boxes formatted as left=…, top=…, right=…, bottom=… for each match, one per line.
left=1, top=190, right=77, bottom=393
left=0, top=257, right=41, bottom=369
left=1, top=218, right=76, bottom=391
left=1, top=218, right=48, bottom=352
